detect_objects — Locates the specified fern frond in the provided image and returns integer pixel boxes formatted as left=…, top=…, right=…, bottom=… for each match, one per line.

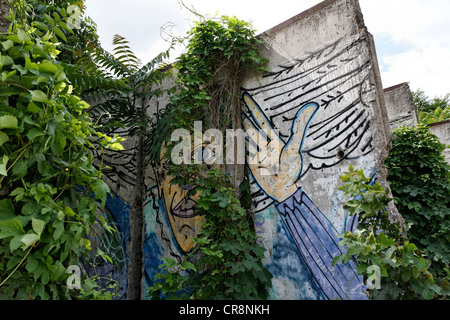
left=144, top=104, right=178, bottom=165
left=112, top=34, right=140, bottom=72
left=93, top=48, right=131, bottom=78
left=134, top=41, right=174, bottom=89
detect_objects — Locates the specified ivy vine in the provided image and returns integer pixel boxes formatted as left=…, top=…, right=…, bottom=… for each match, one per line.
left=385, top=125, right=450, bottom=279
left=333, top=166, right=449, bottom=300
left=148, top=15, right=273, bottom=300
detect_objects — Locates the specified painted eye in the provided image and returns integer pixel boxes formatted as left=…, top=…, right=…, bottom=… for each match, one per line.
left=202, top=148, right=211, bottom=161
left=203, top=148, right=217, bottom=163
left=192, top=148, right=215, bottom=163
left=162, top=159, right=171, bottom=170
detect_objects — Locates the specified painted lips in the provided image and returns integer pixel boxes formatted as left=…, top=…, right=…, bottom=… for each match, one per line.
left=172, top=198, right=198, bottom=219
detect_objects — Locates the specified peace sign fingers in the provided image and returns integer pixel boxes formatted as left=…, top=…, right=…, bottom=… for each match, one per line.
left=242, top=92, right=275, bottom=132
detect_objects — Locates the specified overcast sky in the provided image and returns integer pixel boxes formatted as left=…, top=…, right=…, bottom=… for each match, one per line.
left=84, top=0, right=450, bottom=98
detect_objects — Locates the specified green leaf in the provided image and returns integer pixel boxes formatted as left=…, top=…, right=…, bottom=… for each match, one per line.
left=0, top=131, right=10, bottom=146
left=27, top=128, right=44, bottom=141
left=10, top=235, right=23, bottom=251
left=30, top=90, right=49, bottom=103
left=92, top=179, right=109, bottom=206
left=64, top=207, right=75, bottom=217
left=17, top=29, right=31, bottom=44
left=0, top=199, right=14, bottom=219
left=12, top=159, right=27, bottom=178
left=32, top=218, right=46, bottom=236
left=26, top=256, right=39, bottom=273
left=0, top=218, right=24, bottom=240
left=2, top=40, right=14, bottom=50
left=0, top=53, right=14, bottom=68
left=412, top=256, right=427, bottom=270
left=53, top=27, right=67, bottom=42
left=181, top=261, right=197, bottom=272
left=0, top=155, right=9, bottom=176
left=229, top=262, right=245, bottom=275
left=1, top=70, right=17, bottom=82
left=421, top=288, right=435, bottom=300
left=21, top=233, right=40, bottom=249
left=25, top=58, right=39, bottom=71
left=32, top=21, right=49, bottom=31
left=0, top=115, right=18, bottom=129
left=97, top=248, right=113, bottom=264
left=53, top=221, right=64, bottom=241
left=27, top=102, right=43, bottom=114
left=22, top=202, right=39, bottom=216
left=58, top=21, right=74, bottom=34
left=44, top=14, right=55, bottom=26
left=162, top=258, right=178, bottom=269
left=0, top=86, right=22, bottom=96
left=39, top=61, right=59, bottom=74
left=401, top=269, right=412, bottom=283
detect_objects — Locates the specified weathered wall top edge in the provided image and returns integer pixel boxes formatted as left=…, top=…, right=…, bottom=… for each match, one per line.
left=384, top=82, right=410, bottom=93
left=258, top=0, right=361, bottom=37
left=428, top=119, right=450, bottom=127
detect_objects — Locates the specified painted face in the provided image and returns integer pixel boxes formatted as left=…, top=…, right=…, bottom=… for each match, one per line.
left=156, top=147, right=207, bottom=254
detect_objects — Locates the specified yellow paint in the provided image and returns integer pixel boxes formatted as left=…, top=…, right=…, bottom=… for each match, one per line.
left=156, top=146, right=204, bottom=253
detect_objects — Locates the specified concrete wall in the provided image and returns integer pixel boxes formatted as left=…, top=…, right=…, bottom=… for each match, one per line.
left=429, top=120, right=450, bottom=164
left=0, top=0, right=10, bottom=33
left=95, top=0, right=400, bottom=300
left=384, top=83, right=419, bottom=130
left=240, top=0, right=393, bottom=300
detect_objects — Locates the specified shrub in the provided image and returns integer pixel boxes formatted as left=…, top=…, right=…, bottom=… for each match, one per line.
left=385, top=125, right=450, bottom=278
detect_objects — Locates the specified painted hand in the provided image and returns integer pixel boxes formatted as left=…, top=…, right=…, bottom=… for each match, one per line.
left=242, top=92, right=318, bottom=203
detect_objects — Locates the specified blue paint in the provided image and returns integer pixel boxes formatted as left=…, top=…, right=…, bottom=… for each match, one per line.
left=276, top=189, right=367, bottom=300
left=263, top=215, right=327, bottom=300
left=105, top=192, right=131, bottom=244
left=143, top=232, right=165, bottom=286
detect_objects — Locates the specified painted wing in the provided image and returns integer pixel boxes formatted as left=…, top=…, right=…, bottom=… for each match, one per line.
left=242, top=33, right=376, bottom=178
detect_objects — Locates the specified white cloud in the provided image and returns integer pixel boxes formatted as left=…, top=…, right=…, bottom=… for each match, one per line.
left=380, top=47, right=450, bottom=98
left=85, top=0, right=321, bottom=62
left=85, top=0, right=187, bottom=59
left=360, top=0, right=450, bottom=97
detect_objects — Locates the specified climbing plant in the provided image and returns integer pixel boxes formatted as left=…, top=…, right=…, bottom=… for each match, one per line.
left=385, top=125, right=450, bottom=279
left=333, top=166, right=449, bottom=300
left=0, top=0, right=120, bottom=299
left=147, top=15, right=273, bottom=300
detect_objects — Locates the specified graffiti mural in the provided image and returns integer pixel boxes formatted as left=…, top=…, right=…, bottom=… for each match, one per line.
left=81, top=115, right=136, bottom=298
left=91, top=25, right=385, bottom=299
left=142, top=148, right=204, bottom=290
left=241, top=33, right=376, bottom=300
left=84, top=193, right=129, bottom=299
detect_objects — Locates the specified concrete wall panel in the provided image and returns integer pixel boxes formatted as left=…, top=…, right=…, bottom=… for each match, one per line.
left=240, top=0, right=392, bottom=300
left=429, top=121, right=450, bottom=164
left=96, top=0, right=398, bottom=300
left=384, top=82, right=419, bottom=130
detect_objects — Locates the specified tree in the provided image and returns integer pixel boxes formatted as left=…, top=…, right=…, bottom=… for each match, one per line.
left=412, top=89, right=450, bottom=125
left=76, top=34, right=173, bottom=300
left=0, top=0, right=10, bottom=33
